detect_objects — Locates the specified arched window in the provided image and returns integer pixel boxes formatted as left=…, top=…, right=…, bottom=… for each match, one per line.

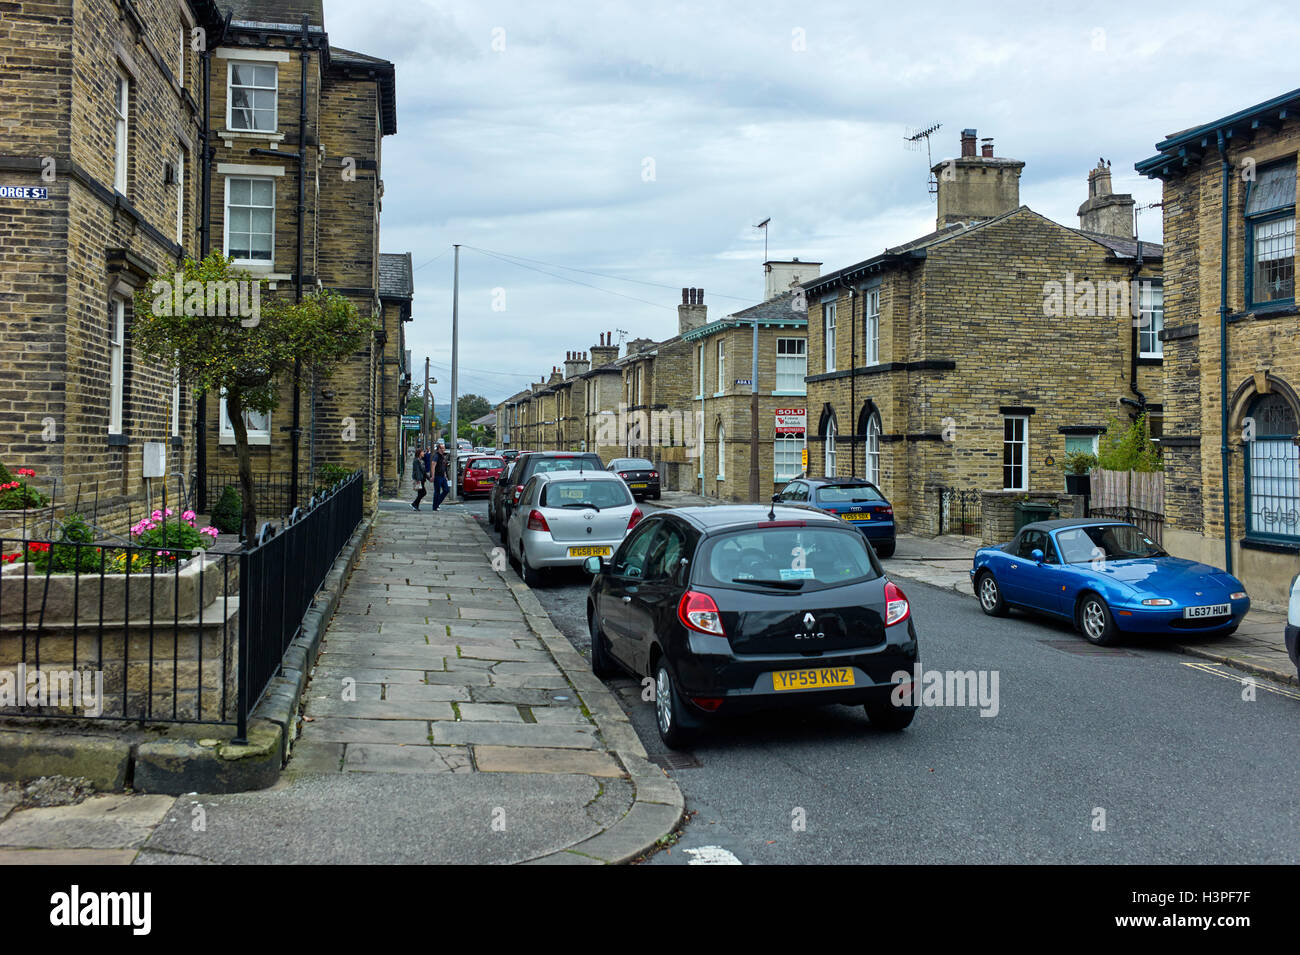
left=824, top=419, right=837, bottom=476
left=865, top=412, right=881, bottom=486
left=1246, top=392, right=1300, bottom=540
left=717, top=423, right=726, bottom=480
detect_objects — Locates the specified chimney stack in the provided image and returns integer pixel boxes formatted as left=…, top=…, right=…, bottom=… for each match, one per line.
left=1077, top=160, right=1135, bottom=238
left=763, top=258, right=822, bottom=301
left=932, top=127, right=1024, bottom=230
left=589, top=332, right=618, bottom=367
left=564, top=349, right=590, bottom=378
left=678, top=286, right=708, bottom=334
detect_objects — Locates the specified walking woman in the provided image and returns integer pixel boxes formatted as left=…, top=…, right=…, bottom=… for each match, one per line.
left=411, top=447, right=428, bottom=510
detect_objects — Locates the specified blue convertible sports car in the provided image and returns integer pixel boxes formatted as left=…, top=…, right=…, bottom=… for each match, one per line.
left=971, top=519, right=1249, bottom=645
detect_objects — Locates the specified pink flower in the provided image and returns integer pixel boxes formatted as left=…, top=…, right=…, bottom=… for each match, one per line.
left=151, top=510, right=163, bottom=521
left=183, top=510, right=196, bottom=522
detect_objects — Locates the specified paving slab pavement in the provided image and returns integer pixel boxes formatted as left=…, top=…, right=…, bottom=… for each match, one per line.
left=0, top=485, right=682, bottom=864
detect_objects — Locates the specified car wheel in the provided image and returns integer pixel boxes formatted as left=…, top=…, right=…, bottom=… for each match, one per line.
left=589, top=608, right=617, bottom=678
left=864, top=697, right=916, bottom=731
left=520, top=545, right=543, bottom=588
left=654, top=660, right=693, bottom=749
left=1077, top=594, right=1118, bottom=646
left=976, top=571, right=1008, bottom=617
left=874, top=540, right=895, bottom=559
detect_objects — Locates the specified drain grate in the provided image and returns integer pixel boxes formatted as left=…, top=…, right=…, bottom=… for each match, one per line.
left=650, top=752, right=703, bottom=771
left=1038, top=639, right=1139, bottom=657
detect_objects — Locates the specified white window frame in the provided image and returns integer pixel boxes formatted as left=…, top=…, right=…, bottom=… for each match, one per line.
left=775, top=337, right=807, bottom=394
left=174, top=149, right=185, bottom=244
left=1003, top=415, right=1028, bottom=491
left=824, top=301, right=836, bottom=372
left=1138, top=284, right=1163, bottom=358
left=863, top=286, right=880, bottom=365
left=170, top=363, right=181, bottom=439
left=716, top=423, right=726, bottom=480
left=109, top=297, right=126, bottom=434
left=113, top=70, right=130, bottom=194
left=715, top=340, right=726, bottom=395
left=219, top=393, right=271, bottom=445
left=865, top=412, right=881, bottom=485
left=223, top=176, right=275, bottom=265
left=774, top=433, right=805, bottom=482
left=227, top=60, right=278, bottom=133
left=824, top=419, right=837, bottom=476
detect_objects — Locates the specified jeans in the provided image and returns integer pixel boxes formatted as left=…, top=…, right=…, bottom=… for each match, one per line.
left=431, top=475, right=449, bottom=509
left=412, top=481, right=427, bottom=508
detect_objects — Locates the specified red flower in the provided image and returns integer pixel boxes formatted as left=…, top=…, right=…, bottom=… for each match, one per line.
left=26, top=542, right=50, bottom=553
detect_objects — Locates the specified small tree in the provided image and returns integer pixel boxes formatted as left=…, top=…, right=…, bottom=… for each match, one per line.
left=134, top=253, right=373, bottom=540
left=1098, top=413, right=1163, bottom=472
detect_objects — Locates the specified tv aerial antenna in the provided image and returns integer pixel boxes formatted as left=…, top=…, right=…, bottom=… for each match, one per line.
left=904, top=123, right=943, bottom=200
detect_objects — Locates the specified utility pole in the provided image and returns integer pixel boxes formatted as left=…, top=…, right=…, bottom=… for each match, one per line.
left=423, top=358, right=431, bottom=446
left=749, top=319, right=759, bottom=503
left=448, top=244, right=460, bottom=503
left=750, top=218, right=769, bottom=504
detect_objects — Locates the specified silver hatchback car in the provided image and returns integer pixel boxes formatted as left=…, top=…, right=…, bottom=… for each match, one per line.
left=507, top=470, right=642, bottom=586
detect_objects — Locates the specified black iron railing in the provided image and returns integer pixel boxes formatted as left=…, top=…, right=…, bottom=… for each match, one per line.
left=235, top=470, right=363, bottom=739
left=0, top=471, right=364, bottom=732
left=0, top=536, right=238, bottom=724
left=196, top=471, right=315, bottom=523
left=936, top=487, right=982, bottom=535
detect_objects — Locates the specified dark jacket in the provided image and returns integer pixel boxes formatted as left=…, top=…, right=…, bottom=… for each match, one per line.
left=412, top=454, right=427, bottom=482
left=434, top=449, right=449, bottom=480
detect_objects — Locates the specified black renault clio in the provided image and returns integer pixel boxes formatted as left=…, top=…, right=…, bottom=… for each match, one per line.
left=584, top=504, right=920, bottom=747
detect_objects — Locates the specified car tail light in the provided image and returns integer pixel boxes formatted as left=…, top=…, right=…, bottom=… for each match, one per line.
left=678, top=590, right=724, bottom=636
left=512, top=484, right=524, bottom=503
left=650, top=471, right=658, bottom=478
left=884, top=581, right=910, bottom=627
left=627, top=507, right=643, bottom=531
left=619, top=472, right=629, bottom=478
left=690, top=696, right=724, bottom=712
left=758, top=520, right=805, bottom=528
left=527, top=509, right=550, bottom=533
left=880, top=506, right=893, bottom=517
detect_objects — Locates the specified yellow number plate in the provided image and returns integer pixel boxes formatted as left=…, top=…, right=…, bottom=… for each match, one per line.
left=568, top=546, right=612, bottom=558
left=841, top=512, right=870, bottom=521
left=772, top=667, right=855, bottom=691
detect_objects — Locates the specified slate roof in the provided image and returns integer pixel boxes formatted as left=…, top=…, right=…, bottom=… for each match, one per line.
left=379, top=253, right=413, bottom=300
left=1067, top=229, right=1163, bottom=262
left=681, top=290, right=809, bottom=341
left=220, top=0, right=324, bottom=27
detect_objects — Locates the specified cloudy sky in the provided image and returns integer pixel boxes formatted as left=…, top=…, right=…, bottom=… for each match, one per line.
left=324, top=0, right=1300, bottom=406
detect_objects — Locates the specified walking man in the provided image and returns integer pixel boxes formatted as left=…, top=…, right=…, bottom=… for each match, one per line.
left=411, top=447, right=428, bottom=510
left=430, top=440, right=451, bottom=510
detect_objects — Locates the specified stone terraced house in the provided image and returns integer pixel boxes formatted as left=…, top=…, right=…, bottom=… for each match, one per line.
left=199, top=0, right=398, bottom=513
left=803, top=129, right=1164, bottom=535
left=1137, top=87, right=1300, bottom=604
left=0, top=0, right=226, bottom=534
left=0, top=0, right=409, bottom=532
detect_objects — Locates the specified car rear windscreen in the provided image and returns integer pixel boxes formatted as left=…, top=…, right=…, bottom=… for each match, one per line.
left=471, top=458, right=503, bottom=469
left=616, top=459, right=654, bottom=470
left=815, top=484, right=885, bottom=504
left=698, top=526, right=880, bottom=591
left=533, top=457, right=601, bottom=474
left=539, top=480, right=632, bottom=509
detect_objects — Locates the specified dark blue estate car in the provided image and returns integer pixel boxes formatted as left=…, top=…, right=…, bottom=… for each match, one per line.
left=779, top=477, right=895, bottom=558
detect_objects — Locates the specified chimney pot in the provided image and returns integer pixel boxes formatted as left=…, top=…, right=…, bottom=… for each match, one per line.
left=681, top=288, right=688, bottom=304
left=961, top=128, right=977, bottom=157
left=698, top=287, right=704, bottom=302
left=981, top=138, right=994, bottom=158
